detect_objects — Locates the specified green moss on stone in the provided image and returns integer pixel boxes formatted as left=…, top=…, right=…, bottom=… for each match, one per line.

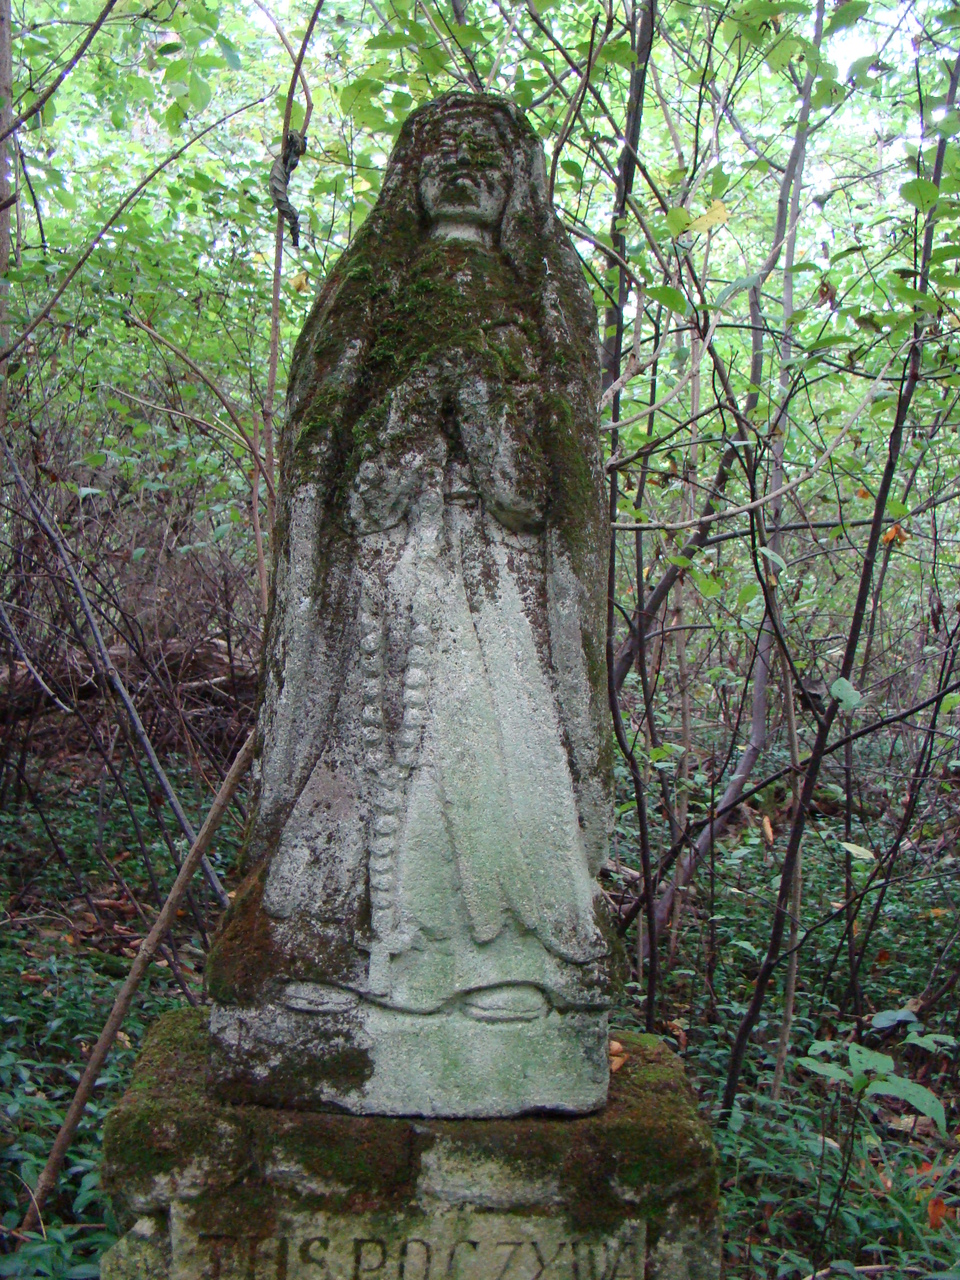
left=102, top=1010, right=718, bottom=1255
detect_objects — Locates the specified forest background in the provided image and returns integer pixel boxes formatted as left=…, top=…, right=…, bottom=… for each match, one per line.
left=2, top=0, right=960, bottom=1275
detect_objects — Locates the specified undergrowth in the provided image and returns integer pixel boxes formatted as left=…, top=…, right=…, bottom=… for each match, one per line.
left=0, top=758, right=241, bottom=1277
left=0, top=745, right=958, bottom=1278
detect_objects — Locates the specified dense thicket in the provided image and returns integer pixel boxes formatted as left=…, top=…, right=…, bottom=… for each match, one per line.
left=2, top=1, right=960, bottom=1276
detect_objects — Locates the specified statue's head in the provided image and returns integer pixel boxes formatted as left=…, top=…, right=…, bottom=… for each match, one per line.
left=368, top=92, right=554, bottom=256
left=417, top=109, right=514, bottom=239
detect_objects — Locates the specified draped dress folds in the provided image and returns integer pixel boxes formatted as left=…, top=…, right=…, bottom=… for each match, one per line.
left=314, top=239, right=608, bottom=1021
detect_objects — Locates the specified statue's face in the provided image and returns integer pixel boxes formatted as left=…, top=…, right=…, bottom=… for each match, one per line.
left=418, top=118, right=512, bottom=232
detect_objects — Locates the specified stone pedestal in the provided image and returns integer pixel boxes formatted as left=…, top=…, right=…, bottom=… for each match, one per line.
left=99, top=1010, right=720, bottom=1280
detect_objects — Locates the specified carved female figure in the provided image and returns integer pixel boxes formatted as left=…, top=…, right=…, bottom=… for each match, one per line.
left=207, top=94, right=618, bottom=1116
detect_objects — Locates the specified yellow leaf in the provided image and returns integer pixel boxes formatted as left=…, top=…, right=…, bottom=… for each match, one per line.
left=609, top=1040, right=624, bottom=1054
left=688, top=200, right=729, bottom=233
left=841, top=841, right=875, bottom=861
left=762, top=815, right=774, bottom=846
left=291, top=270, right=310, bottom=294
left=610, top=1054, right=628, bottom=1072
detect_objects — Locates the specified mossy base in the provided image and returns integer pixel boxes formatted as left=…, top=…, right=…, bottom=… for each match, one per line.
left=99, top=1010, right=720, bottom=1280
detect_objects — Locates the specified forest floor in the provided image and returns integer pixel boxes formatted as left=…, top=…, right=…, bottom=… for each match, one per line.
left=1, top=751, right=958, bottom=1279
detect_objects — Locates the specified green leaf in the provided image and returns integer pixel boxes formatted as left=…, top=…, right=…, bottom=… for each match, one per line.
left=758, top=545, right=786, bottom=574
left=904, top=1030, right=957, bottom=1052
left=871, top=1007, right=921, bottom=1031
left=848, top=1043, right=895, bottom=1077
left=715, top=273, right=761, bottom=309
left=188, top=72, right=211, bottom=113
left=885, top=497, right=909, bottom=518
left=367, top=31, right=413, bottom=50
left=710, top=165, right=729, bottom=199
left=900, top=178, right=940, bottom=214
left=830, top=677, right=862, bottom=711
left=82, top=452, right=107, bottom=467
left=692, top=568, right=722, bottom=599
left=864, top=1077, right=947, bottom=1136
left=737, top=582, right=760, bottom=609
left=941, top=692, right=960, bottom=714
left=824, top=0, right=869, bottom=38
left=666, top=207, right=691, bottom=237
left=132, top=547, right=147, bottom=563
left=797, top=1057, right=852, bottom=1084
left=766, top=36, right=800, bottom=73
left=215, top=34, right=242, bottom=69
left=646, top=285, right=688, bottom=315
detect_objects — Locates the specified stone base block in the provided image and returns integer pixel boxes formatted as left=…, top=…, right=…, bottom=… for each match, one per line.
left=99, top=1010, right=720, bottom=1280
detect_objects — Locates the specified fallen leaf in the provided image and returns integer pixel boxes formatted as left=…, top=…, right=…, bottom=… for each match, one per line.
left=890, top=1114, right=922, bottom=1132
left=666, top=1019, right=688, bottom=1049
left=928, top=1196, right=949, bottom=1230
left=875, top=949, right=891, bottom=964
left=610, top=1054, right=628, bottom=1072
left=762, top=815, right=774, bottom=846
left=609, top=1040, right=624, bottom=1055
left=856, top=486, right=871, bottom=499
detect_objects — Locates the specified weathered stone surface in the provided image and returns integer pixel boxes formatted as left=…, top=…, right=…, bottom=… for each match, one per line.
left=99, top=1011, right=720, bottom=1280
left=205, top=92, right=618, bottom=1117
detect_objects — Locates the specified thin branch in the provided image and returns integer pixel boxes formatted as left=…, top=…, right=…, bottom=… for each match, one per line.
left=0, top=0, right=120, bottom=143
left=18, top=732, right=254, bottom=1237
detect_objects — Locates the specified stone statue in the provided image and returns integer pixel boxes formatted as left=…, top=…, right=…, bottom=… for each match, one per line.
left=206, top=92, right=619, bottom=1117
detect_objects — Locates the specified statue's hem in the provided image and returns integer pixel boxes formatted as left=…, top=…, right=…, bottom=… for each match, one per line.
left=207, top=1001, right=610, bottom=1117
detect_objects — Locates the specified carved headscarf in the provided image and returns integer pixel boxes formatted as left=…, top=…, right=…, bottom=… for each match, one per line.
left=281, top=92, right=603, bottom=572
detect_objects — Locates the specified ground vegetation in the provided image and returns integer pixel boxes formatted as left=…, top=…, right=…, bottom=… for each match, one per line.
left=1, top=0, right=960, bottom=1275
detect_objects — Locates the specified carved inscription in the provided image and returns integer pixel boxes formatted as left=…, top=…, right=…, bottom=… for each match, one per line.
left=193, top=1226, right=644, bottom=1280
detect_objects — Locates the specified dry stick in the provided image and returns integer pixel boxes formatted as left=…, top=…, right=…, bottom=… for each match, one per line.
left=0, top=426, right=229, bottom=908
left=484, top=0, right=521, bottom=89
left=547, top=13, right=603, bottom=203
left=18, top=731, right=254, bottom=1238
left=0, top=99, right=264, bottom=367
left=770, top=658, right=802, bottom=1100
left=253, top=0, right=314, bottom=112
left=0, top=0, right=12, bottom=289
left=668, top=330, right=699, bottom=962
left=252, top=413, right=269, bottom=613
left=766, top=138, right=806, bottom=1102
left=0, top=0, right=119, bottom=143
left=603, top=0, right=657, bottom=1024
left=254, top=0, right=314, bottom=522
left=262, top=0, right=325, bottom=516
